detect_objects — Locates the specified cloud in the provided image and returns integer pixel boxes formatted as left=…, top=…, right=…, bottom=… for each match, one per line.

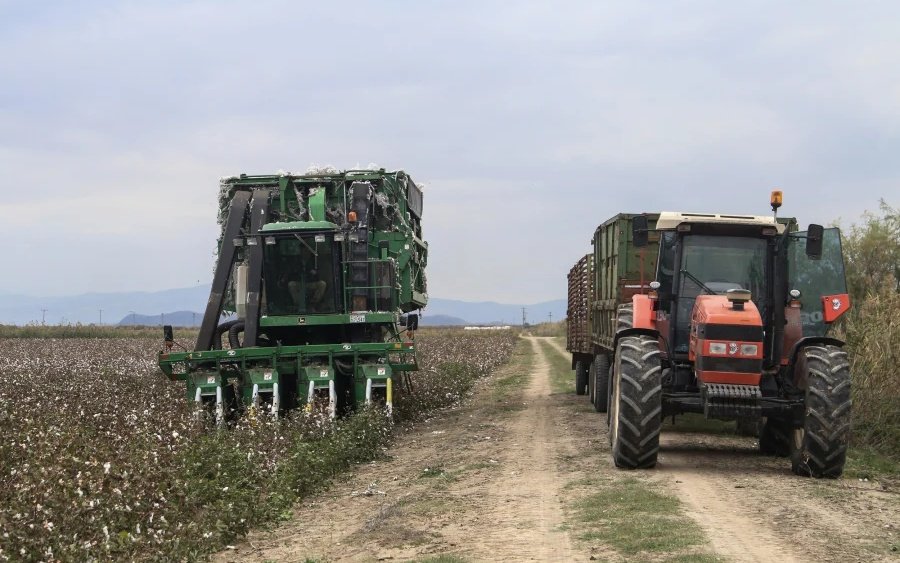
left=0, top=0, right=897, bottom=301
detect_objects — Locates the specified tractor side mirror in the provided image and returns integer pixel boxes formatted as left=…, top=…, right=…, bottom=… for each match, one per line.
left=806, top=224, right=824, bottom=259
left=632, top=215, right=649, bottom=248
left=406, top=313, right=419, bottom=331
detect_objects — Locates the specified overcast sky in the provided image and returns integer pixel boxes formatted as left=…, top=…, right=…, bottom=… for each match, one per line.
left=2, top=1, right=898, bottom=303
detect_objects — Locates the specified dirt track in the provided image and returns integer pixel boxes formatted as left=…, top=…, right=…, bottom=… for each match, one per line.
left=218, top=337, right=899, bottom=562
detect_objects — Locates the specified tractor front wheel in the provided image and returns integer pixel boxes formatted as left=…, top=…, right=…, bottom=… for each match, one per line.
left=790, top=345, right=852, bottom=478
left=609, top=335, right=662, bottom=469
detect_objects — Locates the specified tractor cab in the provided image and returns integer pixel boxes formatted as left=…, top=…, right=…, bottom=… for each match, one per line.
left=640, top=212, right=787, bottom=362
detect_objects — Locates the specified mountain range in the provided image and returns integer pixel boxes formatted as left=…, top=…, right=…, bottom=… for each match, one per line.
left=0, top=285, right=565, bottom=327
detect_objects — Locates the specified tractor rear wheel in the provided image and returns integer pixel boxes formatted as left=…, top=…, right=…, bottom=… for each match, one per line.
left=592, top=353, right=610, bottom=413
left=759, top=418, right=791, bottom=457
left=790, top=345, right=852, bottom=478
left=575, top=359, right=588, bottom=396
left=609, top=335, right=662, bottom=469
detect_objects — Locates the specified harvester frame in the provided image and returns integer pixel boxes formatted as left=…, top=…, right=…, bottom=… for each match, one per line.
left=159, top=168, right=427, bottom=423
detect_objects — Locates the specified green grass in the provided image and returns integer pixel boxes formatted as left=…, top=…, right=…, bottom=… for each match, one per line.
left=569, top=477, right=713, bottom=560
left=418, top=465, right=458, bottom=485
left=844, top=447, right=900, bottom=486
left=537, top=338, right=576, bottom=394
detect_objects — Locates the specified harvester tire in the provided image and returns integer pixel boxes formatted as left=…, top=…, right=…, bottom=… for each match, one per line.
left=616, top=303, right=634, bottom=332
left=609, top=335, right=662, bottom=469
left=759, top=418, right=791, bottom=457
left=592, top=353, right=610, bottom=413
left=575, top=359, right=588, bottom=396
left=790, top=345, right=852, bottom=478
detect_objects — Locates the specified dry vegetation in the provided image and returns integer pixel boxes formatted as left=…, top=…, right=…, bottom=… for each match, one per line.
left=0, top=329, right=516, bottom=561
left=842, top=292, right=900, bottom=460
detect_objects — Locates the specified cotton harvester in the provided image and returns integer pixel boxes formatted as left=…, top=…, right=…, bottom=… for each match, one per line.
left=159, top=168, right=428, bottom=422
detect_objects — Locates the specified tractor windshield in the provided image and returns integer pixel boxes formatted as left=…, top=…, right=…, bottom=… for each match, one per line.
left=263, top=234, right=339, bottom=315
left=674, top=235, right=768, bottom=352
left=787, top=228, right=847, bottom=336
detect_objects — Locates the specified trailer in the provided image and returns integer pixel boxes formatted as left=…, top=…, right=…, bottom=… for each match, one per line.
left=566, top=254, right=592, bottom=395
left=567, top=214, right=660, bottom=412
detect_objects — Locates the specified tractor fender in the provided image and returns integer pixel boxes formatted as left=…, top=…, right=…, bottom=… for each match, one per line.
left=613, top=328, right=668, bottom=358
left=631, top=294, right=655, bottom=330
left=785, top=336, right=846, bottom=378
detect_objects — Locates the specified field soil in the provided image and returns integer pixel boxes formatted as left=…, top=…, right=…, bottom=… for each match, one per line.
left=217, top=337, right=899, bottom=562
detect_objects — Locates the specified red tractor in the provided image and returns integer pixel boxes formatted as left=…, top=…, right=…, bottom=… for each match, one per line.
left=593, top=193, right=851, bottom=477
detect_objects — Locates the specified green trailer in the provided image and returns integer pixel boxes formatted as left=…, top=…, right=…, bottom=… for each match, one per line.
left=159, top=168, right=427, bottom=423
left=566, top=214, right=660, bottom=412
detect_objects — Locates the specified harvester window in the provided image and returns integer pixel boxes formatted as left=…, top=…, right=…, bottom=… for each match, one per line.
left=263, top=234, right=339, bottom=316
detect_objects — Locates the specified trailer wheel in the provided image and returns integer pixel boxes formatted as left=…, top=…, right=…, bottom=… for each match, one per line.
left=575, top=359, right=588, bottom=396
left=790, top=345, right=852, bottom=478
left=592, top=353, right=610, bottom=413
left=759, top=418, right=791, bottom=457
left=609, top=335, right=662, bottom=469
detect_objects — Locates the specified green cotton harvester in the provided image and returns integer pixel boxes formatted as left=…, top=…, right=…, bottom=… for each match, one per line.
left=158, top=168, right=428, bottom=423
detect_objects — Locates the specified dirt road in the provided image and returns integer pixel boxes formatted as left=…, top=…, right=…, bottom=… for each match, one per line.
left=218, top=337, right=899, bottom=562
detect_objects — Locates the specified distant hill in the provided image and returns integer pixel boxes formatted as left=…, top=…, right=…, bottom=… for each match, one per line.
left=0, top=286, right=210, bottom=326
left=420, top=314, right=468, bottom=326
left=423, top=297, right=566, bottom=326
left=0, top=285, right=566, bottom=328
left=118, top=311, right=204, bottom=327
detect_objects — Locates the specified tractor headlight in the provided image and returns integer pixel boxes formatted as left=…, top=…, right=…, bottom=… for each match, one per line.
left=740, top=344, right=759, bottom=356
left=709, top=342, right=727, bottom=355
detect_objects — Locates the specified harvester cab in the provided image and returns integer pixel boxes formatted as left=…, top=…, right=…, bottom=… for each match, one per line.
left=158, top=169, right=428, bottom=424
left=606, top=192, right=852, bottom=477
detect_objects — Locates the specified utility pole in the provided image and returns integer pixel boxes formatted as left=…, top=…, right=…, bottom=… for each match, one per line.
left=99, top=309, right=103, bottom=325
left=192, top=312, right=197, bottom=326
left=548, top=312, right=552, bottom=323
left=41, top=308, right=47, bottom=325
left=521, top=307, right=527, bottom=327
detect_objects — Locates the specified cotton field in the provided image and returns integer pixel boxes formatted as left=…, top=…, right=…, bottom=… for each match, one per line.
left=0, top=329, right=517, bottom=561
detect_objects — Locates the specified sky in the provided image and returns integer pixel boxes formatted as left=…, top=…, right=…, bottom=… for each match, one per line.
left=1, top=0, right=898, bottom=303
